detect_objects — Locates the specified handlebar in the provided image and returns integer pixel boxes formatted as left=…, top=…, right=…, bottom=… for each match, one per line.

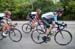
left=55, top=22, right=67, bottom=30
left=11, top=23, right=18, bottom=27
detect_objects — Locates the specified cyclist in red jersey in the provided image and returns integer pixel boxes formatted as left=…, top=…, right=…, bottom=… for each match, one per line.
left=27, top=9, right=41, bottom=29
left=1, top=8, right=11, bottom=36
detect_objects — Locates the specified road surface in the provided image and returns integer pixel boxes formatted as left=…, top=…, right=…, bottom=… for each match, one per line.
left=0, top=21, right=75, bottom=49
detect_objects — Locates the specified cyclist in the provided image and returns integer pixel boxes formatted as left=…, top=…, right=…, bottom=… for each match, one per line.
left=41, top=9, right=63, bottom=42
left=27, top=9, right=41, bottom=29
left=1, top=8, right=11, bottom=36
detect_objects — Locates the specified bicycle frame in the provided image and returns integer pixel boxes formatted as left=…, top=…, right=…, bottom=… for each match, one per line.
left=0, top=23, right=18, bottom=35
left=28, top=18, right=44, bottom=30
left=48, top=22, right=67, bottom=36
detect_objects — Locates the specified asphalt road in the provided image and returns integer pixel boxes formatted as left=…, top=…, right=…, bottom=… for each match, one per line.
left=0, top=21, right=75, bottom=49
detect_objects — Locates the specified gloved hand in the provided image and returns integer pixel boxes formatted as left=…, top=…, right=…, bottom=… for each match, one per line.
left=55, top=22, right=58, bottom=24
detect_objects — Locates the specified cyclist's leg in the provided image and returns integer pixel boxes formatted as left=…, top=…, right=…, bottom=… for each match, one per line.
left=51, top=21, right=56, bottom=29
left=41, top=17, right=51, bottom=42
left=42, top=17, right=52, bottom=35
left=31, top=18, right=36, bottom=29
left=1, top=19, right=8, bottom=36
left=28, top=15, right=35, bottom=29
left=49, top=18, right=56, bottom=29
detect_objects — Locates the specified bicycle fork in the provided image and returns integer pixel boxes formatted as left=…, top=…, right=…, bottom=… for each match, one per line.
left=59, top=31, right=64, bottom=39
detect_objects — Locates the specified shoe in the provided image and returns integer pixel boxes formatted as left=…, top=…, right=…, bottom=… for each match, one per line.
left=46, top=36, right=50, bottom=41
left=2, top=32, right=8, bottom=37
left=42, top=36, right=47, bottom=43
left=42, top=36, right=49, bottom=43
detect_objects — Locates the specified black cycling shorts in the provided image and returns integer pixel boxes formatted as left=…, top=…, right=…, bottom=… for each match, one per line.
left=41, top=17, right=53, bottom=28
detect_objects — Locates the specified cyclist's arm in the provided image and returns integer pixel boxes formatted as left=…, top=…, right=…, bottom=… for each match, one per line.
left=51, top=15, right=58, bottom=28
left=26, top=14, right=33, bottom=21
left=53, top=15, right=57, bottom=22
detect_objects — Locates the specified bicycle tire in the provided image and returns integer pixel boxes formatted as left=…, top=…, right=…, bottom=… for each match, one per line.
left=54, top=30, right=72, bottom=46
left=0, top=31, right=3, bottom=40
left=9, top=28, right=22, bottom=42
left=22, top=23, right=32, bottom=33
left=31, top=29, right=44, bottom=44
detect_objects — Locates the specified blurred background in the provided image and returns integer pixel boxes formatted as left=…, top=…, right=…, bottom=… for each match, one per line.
left=0, top=0, right=75, bottom=20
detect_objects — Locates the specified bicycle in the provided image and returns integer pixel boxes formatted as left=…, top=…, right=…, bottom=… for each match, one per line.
left=0, top=23, right=22, bottom=42
left=22, top=18, right=46, bottom=33
left=31, top=22, right=72, bottom=46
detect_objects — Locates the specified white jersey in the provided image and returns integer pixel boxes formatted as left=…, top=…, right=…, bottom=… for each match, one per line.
left=31, top=12, right=37, bottom=18
left=0, top=13, right=5, bottom=17
left=41, top=12, right=56, bottom=19
left=31, top=12, right=37, bottom=15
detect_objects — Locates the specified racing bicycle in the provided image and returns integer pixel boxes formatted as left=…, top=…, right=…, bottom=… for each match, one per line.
left=0, top=23, right=22, bottom=42
left=31, top=22, right=72, bottom=46
left=22, top=18, right=46, bottom=33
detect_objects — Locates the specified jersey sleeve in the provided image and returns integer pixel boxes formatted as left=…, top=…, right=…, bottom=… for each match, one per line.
left=53, top=15, right=57, bottom=22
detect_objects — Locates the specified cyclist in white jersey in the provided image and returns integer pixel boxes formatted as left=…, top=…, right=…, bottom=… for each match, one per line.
left=41, top=9, right=63, bottom=42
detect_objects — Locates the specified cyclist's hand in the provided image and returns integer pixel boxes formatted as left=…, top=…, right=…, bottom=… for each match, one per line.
left=55, top=22, right=58, bottom=24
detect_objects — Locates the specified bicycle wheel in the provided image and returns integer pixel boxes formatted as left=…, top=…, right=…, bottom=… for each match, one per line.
left=54, top=30, right=72, bottom=46
left=22, top=23, right=32, bottom=33
left=0, top=31, right=3, bottom=40
left=31, top=29, right=44, bottom=44
left=9, top=28, right=22, bottom=42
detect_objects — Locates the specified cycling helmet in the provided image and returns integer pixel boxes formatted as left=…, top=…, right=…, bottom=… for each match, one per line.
left=56, top=8, right=63, bottom=13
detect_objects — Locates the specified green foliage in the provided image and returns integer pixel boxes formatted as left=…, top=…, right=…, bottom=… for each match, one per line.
left=0, top=0, right=75, bottom=20
left=60, top=0, right=75, bottom=20
left=33, top=0, right=56, bottom=13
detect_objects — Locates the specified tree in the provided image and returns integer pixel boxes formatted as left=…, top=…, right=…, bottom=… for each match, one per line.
left=60, top=0, right=75, bottom=20
left=0, top=0, right=75, bottom=20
